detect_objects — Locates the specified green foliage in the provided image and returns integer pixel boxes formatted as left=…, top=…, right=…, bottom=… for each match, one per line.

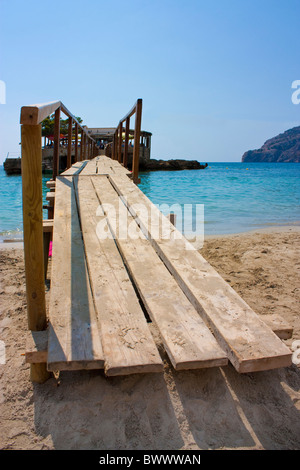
left=42, top=114, right=83, bottom=137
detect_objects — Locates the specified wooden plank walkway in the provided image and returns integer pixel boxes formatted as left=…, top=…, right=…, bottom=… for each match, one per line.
left=108, top=171, right=292, bottom=373
left=47, top=177, right=104, bottom=371
left=45, top=156, right=292, bottom=375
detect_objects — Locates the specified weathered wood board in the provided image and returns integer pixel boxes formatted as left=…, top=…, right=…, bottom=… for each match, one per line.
left=92, top=176, right=228, bottom=370
left=47, top=176, right=104, bottom=371
left=109, top=174, right=292, bottom=373
left=74, top=176, right=163, bottom=376
left=60, top=160, right=88, bottom=176
left=25, top=330, right=48, bottom=364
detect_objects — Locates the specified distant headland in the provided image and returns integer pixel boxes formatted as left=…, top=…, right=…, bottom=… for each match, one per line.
left=242, top=126, right=300, bottom=163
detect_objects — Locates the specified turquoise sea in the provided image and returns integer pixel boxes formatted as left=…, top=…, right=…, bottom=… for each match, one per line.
left=0, top=162, right=299, bottom=241
left=0, top=167, right=50, bottom=242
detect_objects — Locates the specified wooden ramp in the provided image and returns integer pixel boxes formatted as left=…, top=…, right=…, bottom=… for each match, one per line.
left=44, top=156, right=292, bottom=375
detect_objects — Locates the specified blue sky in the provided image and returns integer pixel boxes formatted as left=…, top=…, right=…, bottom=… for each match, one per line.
left=0, top=0, right=299, bottom=163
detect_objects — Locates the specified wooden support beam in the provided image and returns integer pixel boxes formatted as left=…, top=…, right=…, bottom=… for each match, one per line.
left=113, top=132, right=118, bottom=160
left=30, top=364, right=51, bottom=384
left=21, top=124, right=47, bottom=332
left=53, top=107, right=60, bottom=179
left=80, top=130, right=83, bottom=161
left=83, top=133, right=87, bottom=160
left=132, top=99, right=142, bottom=183
left=43, top=219, right=53, bottom=232
left=67, top=117, right=72, bottom=169
left=118, top=122, right=122, bottom=163
left=75, top=123, right=78, bottom=162
left=46, top=180, right=55, bottom=189
left=123, top=117, right=130, bottom=168
left=46, top=191, right=55, bottom=202
left=25, top=330, right=48, bottom=363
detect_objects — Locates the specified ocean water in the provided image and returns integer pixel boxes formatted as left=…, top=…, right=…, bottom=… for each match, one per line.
left=0, top=162, right=299, bottom=241
left=0, top=166, right=50, bottom=241
left=138, top=162, right=300, bottom=236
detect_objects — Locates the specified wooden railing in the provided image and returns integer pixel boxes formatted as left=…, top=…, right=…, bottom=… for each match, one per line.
left=20, top=101, right=96, bottom=334
left=20, top=100, right=97, bottom=180
left=112, top=98, right=142, bottom=183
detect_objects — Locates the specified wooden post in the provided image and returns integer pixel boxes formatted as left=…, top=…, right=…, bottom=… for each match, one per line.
left=114, top=132, right=118, bottom=160
left=53, top=107, right=60, bottom=179
left=21, top=124, right=47, bottom=331
left=67, top=117, right=72, bottom=169
left=75, top=123, right=78, bottom=162
left=123, top=117, right=130, bottom=168
left=132, top=99, right=142, bottom=183
left=80, top=130, right=83, bottom=161
left=30, top=363, right=50, bottom=383
left=83, top=133, right=87, bottom=160
left=118, top=122, right=122, bottom=163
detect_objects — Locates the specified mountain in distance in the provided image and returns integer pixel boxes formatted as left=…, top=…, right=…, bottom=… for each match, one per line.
left=242, top=126, right=300, bottom=162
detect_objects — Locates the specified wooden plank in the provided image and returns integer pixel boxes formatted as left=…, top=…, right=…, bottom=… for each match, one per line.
left=79, top=159, right=97, bottom=175
left=96, top=156, right=131, bottom=177
left=21, top=124, right=46, bottom=331
left=25, top=330, right=48, bottom=363
left=47, top=176, right=104, bottom=371
left=109, top=174, right=292, bottom=373
left=46, top=192, right=55, bottom=202
left=46, top=180, right=55, bottom=189
left=261, top=314, right=293, bottom=340
left=74, top=175, right=163, bottom=376
left=53, top=107, right=60, bottom=179
left=60, top=160, right=88, bottom=176
left=92, top=176, right=228, bottom=370
left=43, top=219, right=53, bottom=232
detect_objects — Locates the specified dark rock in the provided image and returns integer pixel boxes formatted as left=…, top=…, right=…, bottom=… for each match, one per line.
left=141, top=159, right=208, bottom=171
left=3, top=158, right=21, bottom=175
left=242, top=126, right=300, bottom=162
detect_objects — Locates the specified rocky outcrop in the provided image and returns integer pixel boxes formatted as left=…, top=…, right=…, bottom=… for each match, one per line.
left=3, top=158, right=21, bottom=175
left=242, top=126, right=300, bottom=163
left=141, top=159, right=208, bottom=171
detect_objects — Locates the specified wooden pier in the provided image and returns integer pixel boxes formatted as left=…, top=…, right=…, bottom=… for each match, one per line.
left=21, top=100, right=292, bottom=382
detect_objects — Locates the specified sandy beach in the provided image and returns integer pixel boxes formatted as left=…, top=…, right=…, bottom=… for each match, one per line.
left=0, top=227, right=299, bottom=450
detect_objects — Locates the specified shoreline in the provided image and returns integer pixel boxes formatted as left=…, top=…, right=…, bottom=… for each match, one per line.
left=1, top=224, right=300, bottom=251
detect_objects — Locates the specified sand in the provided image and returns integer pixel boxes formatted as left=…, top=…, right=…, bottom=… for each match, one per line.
left=0, top=227, right=299, bottom=450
